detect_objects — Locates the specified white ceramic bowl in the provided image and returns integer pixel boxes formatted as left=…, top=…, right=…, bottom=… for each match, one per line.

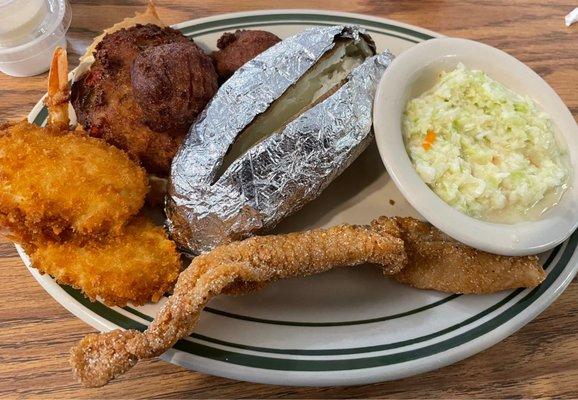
left=374, top=37, right=578, bottom=256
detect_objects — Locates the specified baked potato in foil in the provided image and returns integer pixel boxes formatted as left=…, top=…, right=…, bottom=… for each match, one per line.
left=166, top=25, right=394, bottom=254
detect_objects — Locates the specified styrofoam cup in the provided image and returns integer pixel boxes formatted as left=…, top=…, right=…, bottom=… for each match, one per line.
left=0, top=0, right=71, bottom=77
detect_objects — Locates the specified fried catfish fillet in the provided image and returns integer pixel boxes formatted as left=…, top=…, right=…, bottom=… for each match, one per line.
left=371, top=217, right=545, bottom=293
left=27, top=216, right=181, bottom=306
left=69, top=216, right=546, bottom=387
left=72, top=24, right=217, bottom=175
left=70, top=222, right=407, bottom=387
left=0, top=49, right=148, bottom=241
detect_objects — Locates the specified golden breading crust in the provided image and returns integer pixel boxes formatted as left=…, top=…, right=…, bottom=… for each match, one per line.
left=27, top=216, right=181, bottom=307
left=372, top=217, right=545, bottom=293
left=70, top=222, right=407, bottom=387
left=0, top=121, right=148, bottom=241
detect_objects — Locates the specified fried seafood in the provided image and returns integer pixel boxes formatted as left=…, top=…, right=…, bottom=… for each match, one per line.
left=211, top=29, right=281, bottom=80
left=0, top=49, right=148, bottom=241
left=131, top=42, right=218, bottom=133
left=1, top=48, right=179, bottom=307
left=72, top=24, right=216, bottom=175
left=373, top=217, right=545, bottom=293
left=70, top=222, right=407, bottom=387
left=70, top=216, right=545, bottom=387
left=27, top=216, right=181, bottom=307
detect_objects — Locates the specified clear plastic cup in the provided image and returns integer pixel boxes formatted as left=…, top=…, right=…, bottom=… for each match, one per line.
left=0, top=0, right=71, bottom=77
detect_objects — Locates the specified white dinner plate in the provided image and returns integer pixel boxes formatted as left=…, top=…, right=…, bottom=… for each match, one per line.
left=19, top=9, right=578, bottom=387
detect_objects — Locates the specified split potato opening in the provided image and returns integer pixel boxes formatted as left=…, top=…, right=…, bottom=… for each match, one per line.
left=215, top=37, right=374, bottom=181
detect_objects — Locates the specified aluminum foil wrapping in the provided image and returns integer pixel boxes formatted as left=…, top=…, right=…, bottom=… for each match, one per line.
left=166, top=25, right=394, bottom=254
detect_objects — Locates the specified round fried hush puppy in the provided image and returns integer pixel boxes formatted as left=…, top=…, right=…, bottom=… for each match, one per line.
left=131, top=42, right=218, bottom=133
left=29, top=216, right=181, bottom=307
left=211, top=30, right=281, bottom=80
left=71, top=24, right=196, bottom=175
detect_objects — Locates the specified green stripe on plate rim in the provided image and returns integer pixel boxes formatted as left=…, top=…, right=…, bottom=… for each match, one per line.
left=184, top=21, right=421, bottom=44
left=175, top=13, right=433, bottom=42
left=200, top=293, right=460, bottom=327
left=59, top=236, right=573, bottom=366
left=32, top=106, right=48, bottom=125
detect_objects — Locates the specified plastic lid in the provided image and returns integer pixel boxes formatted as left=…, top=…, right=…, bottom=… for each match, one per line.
left=0, top=0, right=71, bottom=63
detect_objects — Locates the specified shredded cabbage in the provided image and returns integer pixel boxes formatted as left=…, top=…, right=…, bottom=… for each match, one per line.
left=403, top=63, right=568, bottom=221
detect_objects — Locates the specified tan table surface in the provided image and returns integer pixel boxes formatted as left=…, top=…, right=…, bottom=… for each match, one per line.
left=1, top=0, right=577, bottom=398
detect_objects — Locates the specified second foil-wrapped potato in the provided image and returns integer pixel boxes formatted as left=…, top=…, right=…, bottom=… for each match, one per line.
left=167, top=25, right=394, bottom=253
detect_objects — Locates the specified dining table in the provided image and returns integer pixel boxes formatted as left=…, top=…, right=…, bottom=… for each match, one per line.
left=0, top=0, right=577, bottom=398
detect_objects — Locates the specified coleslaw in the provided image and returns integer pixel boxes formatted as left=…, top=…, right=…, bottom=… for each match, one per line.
left=403, top=63, right=569, bottom=222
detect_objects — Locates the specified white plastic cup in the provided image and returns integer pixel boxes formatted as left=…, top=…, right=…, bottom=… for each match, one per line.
left=0, top=0, right=71, bottom=77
